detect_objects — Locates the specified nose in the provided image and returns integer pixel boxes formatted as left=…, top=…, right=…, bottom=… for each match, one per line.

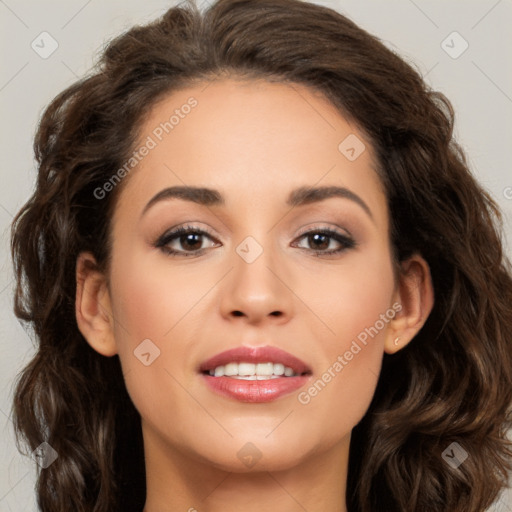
left=219, top=238, right=295, bottom=326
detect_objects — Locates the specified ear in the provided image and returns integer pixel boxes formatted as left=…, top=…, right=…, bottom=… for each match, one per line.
left=384, top=254, right=434, bottom=354
left=75, top=252, right=117, bottom=356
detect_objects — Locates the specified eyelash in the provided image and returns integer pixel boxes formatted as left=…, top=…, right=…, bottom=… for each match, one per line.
left=154, top=224, right=357, bottom=258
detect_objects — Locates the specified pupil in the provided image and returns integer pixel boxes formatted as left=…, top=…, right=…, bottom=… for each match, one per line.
left=182, top=233, right=201, bottom=250
left=310, top=233, right=328, bottom=250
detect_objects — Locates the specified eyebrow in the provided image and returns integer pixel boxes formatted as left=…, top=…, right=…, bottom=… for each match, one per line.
left=141, top=185, right=373, bottom=220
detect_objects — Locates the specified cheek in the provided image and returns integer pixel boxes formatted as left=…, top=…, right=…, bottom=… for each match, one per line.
left=311, top=240, right=396, bottom=353
left=298, top=245, right=395, bottom=430
left=107, top=248, right=220, bottom=422
left=109, top=247, right=210, bottom=347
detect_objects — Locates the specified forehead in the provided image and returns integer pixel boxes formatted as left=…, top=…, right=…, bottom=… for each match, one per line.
left=113, top=78, right=387, bottom=226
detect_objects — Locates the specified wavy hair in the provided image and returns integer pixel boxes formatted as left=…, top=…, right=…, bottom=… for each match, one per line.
left=10, top=0, right=512, bottom=510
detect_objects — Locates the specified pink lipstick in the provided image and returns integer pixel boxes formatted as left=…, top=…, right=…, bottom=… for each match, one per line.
left=199, top=346, right=312, bottom=403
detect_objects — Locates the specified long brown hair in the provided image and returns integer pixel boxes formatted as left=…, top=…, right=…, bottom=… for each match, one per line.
left=10, top=0, right=512, bottom=510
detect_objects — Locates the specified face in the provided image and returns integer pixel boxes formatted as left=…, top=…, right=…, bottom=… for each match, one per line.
left=96, top=79, right=400, bottom=472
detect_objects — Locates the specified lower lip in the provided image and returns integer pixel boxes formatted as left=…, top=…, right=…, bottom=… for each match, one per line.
left=201, top=374, right=310, bottom=403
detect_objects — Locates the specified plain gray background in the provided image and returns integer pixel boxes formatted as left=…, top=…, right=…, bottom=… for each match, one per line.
left=1, top=1, right=511, bottom=510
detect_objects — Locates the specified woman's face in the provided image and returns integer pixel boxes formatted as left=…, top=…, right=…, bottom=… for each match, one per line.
left=91, top=78, right=401, bottom=472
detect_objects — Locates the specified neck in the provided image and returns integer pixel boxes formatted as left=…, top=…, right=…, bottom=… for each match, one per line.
left=142, top=429, right=350, bottom=512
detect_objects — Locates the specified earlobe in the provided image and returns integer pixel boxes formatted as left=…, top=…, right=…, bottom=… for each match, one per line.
left=75, top=252, right=118, bottom=357
left=384, top=254, right=434, bottom=354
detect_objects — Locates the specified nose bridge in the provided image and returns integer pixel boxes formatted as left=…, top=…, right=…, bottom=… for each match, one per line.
left=234, top=232, right=280, bottom=298
left=219, top=229, right=294, bottom=323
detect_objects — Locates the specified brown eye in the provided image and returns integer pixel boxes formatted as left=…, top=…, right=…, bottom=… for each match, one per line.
left=155, top=225, right=219, bottom=257
left=294, top=228, right=356, bottom=256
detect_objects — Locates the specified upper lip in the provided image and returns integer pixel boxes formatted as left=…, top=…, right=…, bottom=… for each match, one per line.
left=199, top=346, right=312, bottom=375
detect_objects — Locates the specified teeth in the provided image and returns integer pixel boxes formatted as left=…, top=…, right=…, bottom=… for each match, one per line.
left=207, top=361, right=298, bottom=378
left=273, top=363, right=285, bottom=375
left=239, top=362, right=256, bottom=375
left=284, top=366, right=294, bottom=377
left=256, top=362, right=273, bottom=375
left=224, top=362, right=238, bottom=376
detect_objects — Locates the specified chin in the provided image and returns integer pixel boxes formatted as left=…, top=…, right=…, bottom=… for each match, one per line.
left=180, top=430, right=323, bottom=474
left=204, top=447, right=311, bottom=474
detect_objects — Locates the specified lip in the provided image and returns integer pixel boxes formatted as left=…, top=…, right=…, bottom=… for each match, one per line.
left=199, top=346, right=312, bottom=403
left=202, top=375, right=311, bottom=403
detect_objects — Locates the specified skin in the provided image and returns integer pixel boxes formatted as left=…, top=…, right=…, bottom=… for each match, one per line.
left=75, top=78, right=434, bottom=512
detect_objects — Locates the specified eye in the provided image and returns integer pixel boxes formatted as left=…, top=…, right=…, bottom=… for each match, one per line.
left=155, top=224, right=219, bottom=257
left=154, top=225, right=356, bottom=258
left=293, top=227, right=356, bottom=256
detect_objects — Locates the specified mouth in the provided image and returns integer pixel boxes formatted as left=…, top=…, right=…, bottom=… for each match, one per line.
left=199, top=345, right=312, bottom=403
